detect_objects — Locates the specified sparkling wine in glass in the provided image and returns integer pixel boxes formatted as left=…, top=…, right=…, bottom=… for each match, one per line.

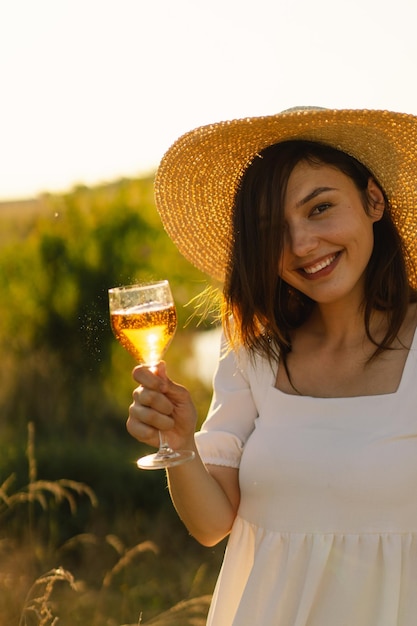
left=108, top=280, right=195, bottom=469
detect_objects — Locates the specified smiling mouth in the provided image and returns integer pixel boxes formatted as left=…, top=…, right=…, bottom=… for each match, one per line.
left=301, top=253, right=339, bottom=275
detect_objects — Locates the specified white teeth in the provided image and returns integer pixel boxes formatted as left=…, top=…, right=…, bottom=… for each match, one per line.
left=303, top=254, right=337, bottom=275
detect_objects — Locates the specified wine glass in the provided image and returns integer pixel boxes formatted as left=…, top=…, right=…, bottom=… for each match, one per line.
left=108, top=280, right=195, bottom=470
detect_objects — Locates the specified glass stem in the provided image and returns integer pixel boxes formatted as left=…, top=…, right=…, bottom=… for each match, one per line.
left=158, top=431, right=175, bottom=457
left=149, top=365, right=176, bottom=458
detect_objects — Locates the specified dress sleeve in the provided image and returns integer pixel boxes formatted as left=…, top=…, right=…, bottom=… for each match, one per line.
left=195, top=335, right=258, bottom=468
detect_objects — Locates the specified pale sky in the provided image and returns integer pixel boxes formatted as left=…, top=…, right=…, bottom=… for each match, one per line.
left=0, top=0, right=416, bottom=200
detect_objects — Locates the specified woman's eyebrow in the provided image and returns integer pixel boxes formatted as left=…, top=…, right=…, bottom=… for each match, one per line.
left=296, top=186, right=337, bottom=208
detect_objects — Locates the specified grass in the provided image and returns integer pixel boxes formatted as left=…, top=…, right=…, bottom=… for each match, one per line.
left=141, top=595, right=212, bottom=625
left=0, top=423, right=221, bottom=625
left=0, top=177, right=221, bottom=624
left=19, top=567, right=78, bottom=626
left=0, top=424, right=98, bottom=519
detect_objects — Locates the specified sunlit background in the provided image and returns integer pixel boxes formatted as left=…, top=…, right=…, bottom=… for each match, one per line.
left=1, top=0, right=416, bottom=200
left=1, top=2, right=417, bottom=621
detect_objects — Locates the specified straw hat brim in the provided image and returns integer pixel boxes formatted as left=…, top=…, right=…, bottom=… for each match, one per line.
left=154, top=108, right=417, bottom=285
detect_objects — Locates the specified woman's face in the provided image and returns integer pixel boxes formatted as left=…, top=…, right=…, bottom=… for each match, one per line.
left=278, top=160, right=384, bottom=306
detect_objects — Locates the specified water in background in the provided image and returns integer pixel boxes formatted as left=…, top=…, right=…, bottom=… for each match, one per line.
left=184, top=326, right=222, bottom=386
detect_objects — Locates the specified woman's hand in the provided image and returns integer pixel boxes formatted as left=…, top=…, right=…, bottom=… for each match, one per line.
left=127, top=362, right=198, bottom=452
left=128, top=361, right=240, bottom=546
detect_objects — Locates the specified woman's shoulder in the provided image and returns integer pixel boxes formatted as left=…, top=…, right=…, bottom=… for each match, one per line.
left=215, top=332, right=277, bottom=396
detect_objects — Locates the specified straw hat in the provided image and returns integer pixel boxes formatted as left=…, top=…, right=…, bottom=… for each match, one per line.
left=154, top=107, right=417, bottom=285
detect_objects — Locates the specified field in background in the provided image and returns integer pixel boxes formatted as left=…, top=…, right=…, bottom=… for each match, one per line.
left=0, top=177, right=223, bottom=624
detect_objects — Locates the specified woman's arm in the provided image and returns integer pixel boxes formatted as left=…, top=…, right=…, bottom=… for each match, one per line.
left=167, top=458, right=240, bottom=547
left=127, top=363, right=240, bottom=546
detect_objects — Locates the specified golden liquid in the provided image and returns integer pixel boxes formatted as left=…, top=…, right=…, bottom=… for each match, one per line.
left=111, top=304, right=177, bottom=364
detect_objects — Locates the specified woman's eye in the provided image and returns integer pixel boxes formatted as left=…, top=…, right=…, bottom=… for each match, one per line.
left=311, top=203, right=331, bottom=216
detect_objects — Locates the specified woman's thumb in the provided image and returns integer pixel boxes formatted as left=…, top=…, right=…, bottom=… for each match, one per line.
left=155, top=361, right=169, bottom=390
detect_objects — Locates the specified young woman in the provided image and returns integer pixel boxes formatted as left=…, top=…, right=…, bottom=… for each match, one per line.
left=127, top=108, right=417, bottom=625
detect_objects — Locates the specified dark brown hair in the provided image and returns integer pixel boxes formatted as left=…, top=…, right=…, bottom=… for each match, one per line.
left=223, top=140, right=417, bottom=365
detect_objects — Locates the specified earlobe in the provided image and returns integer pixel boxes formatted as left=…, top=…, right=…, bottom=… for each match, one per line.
left=367, top=178, right=385, bottom=222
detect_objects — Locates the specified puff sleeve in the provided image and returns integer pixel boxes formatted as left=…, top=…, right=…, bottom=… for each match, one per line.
left=195, top=335, right=259, bottom=468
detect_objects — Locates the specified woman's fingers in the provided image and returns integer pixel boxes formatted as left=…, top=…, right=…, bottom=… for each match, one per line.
left=129, top=386, right=174, bottom=428
left=127, top=362, right=197, bottom=449
left=132, top=364, right=163, bottom=389
left=133, top=383, right=173, bottom=415
left=126, top=408, right=158, bottom=445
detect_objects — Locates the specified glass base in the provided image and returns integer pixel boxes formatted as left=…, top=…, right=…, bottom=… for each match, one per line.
left=137, top=449, right=195, bottom=470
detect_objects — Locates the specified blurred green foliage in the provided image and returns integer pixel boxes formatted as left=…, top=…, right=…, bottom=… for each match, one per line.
left=0, top=177, right=219, bottom=537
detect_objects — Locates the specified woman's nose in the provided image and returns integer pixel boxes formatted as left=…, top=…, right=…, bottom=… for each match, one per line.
left=286, top=221, right=318, bottom=257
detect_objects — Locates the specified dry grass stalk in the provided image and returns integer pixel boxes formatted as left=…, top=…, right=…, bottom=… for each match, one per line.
left=18, top=567, right=78, bottom=626
left=102, top=540, right=159, bottom=588
left=138, top=595, right=212, bottom=626
left=0, top=423, right=98, bottom=520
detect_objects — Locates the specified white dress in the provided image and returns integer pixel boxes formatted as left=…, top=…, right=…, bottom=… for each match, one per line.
left=195, top=330, right=417, bottom=626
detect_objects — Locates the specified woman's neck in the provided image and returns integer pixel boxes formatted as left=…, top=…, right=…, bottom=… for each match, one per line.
left=305, top=300, right=385, bottom=349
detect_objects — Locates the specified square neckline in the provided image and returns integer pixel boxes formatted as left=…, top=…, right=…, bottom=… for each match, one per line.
left=273, top=323, right=417, bottom=401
